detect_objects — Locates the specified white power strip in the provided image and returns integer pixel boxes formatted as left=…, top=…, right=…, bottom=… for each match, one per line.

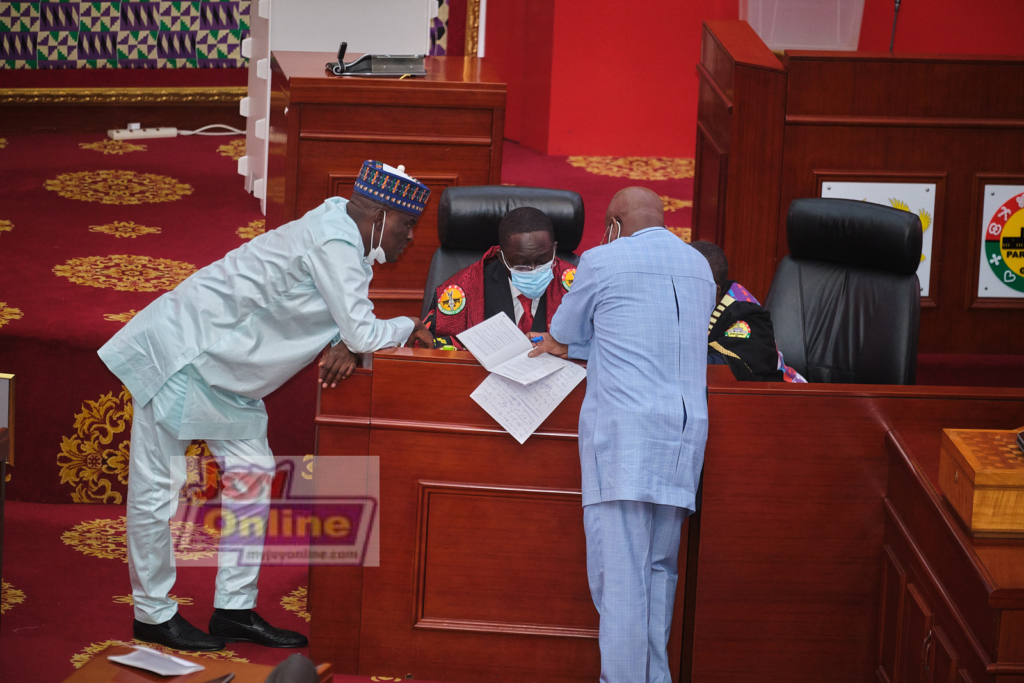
left=108, top=127, right=178, bottom=140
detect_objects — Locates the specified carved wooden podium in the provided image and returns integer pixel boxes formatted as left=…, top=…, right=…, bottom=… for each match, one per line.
left=693, top=21, right=1024, bottom=355
left=266, top=53, right=506, bottom=320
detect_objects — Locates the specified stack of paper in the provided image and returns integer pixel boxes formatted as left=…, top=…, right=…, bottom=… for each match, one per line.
left=108, top=646, right=205, bottom=675
left=457, top=314, right=586, bottom=443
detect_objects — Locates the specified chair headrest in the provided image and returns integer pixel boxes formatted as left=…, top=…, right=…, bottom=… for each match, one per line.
left=786, top=198, right=922, bottom=275
left=437, top=186, right=585, bottom=252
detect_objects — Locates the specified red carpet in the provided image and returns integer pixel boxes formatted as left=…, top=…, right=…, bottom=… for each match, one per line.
left=0, top=501, right=448, bottom=682
left=0, top=132, right=317, bottom=504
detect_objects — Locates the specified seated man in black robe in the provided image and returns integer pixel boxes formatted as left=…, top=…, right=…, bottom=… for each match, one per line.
left=691, top=241, right=806, bottom=382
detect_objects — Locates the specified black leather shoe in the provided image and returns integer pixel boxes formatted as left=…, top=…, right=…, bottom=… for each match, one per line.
left=133, top=613, right=226, bottom=651
left=209, top=609, right=308, bottom=648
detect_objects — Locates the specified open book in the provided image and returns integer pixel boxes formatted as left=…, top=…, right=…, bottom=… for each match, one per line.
left=455, top=313, right=572, bottom=386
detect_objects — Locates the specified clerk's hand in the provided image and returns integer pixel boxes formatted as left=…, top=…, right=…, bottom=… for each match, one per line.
left=319, top=344, right=357, bottom=388
left=528, top=332, right=569, bottom=359
left=406, top=317, right=434, bottom=348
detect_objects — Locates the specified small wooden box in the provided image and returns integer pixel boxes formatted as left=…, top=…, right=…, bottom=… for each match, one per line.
left=939, top=427, right=1024, bottom=537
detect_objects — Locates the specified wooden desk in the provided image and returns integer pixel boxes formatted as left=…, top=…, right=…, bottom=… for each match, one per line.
left=880, top=429, right=1024, bottom=683
left=309, top=348, right=691, bottom=682
left=266, top=53, right=507, bottom=319
left=691, top=372, right=1024, bottom=683
left=310, top=355, right=1024, bottom=683
left=60, top=645, right=332, bottom=683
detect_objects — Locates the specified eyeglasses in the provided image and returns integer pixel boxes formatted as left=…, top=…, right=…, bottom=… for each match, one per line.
left=500, top=247, right=556, bottom=274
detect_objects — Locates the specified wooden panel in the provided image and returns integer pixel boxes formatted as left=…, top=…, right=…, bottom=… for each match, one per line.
left=309, top=350, right=687, bottom=683
left=694, top=21, right=787, bottom=303
left=784, top=53, right=1024, bottom=120
left=898, top=584, right=933, bottom=683
left=414, top=482, right=595, bottom=636
left=778, top=121, right=1024, bottom=354
left=997, top=610, right=1024, bottom=665
left=692, top=373, right=1024, bottom=683
left=775, top=51, right=1024, bottom=354
left=878, top=545, right=907, bottom=683
left=931, top=626, right=959, bottom=683
left=302, top=103, right=494, bottom=141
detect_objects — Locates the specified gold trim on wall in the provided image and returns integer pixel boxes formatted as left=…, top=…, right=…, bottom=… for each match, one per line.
left=466, top=0, right=481, bottom=57
left=0, top=86, right=247, bottom=106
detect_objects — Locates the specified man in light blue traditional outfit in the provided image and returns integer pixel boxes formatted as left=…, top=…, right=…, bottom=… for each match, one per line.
left=98, top=160, right=433, bottom=651
left=531, top=187, right=715, bottom=683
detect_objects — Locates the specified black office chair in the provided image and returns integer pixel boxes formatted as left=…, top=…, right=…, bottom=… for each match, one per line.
left=764, top=198, right=922, bottom=385
left=420, top=186, right=586, bottom=318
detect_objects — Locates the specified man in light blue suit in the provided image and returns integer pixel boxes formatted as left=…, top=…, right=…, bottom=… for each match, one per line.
left=98, top=161, right=434, bottom=652
left=531, top=187, right=716, bottom=683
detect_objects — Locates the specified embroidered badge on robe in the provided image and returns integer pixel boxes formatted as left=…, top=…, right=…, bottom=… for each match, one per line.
left=561, top=268, right=576, bottom=291
left=724, top=321, right=751, bottom=339
left=438, top=285, right=466, bottom=315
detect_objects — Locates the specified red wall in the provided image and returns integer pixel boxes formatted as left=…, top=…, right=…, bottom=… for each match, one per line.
left=858, top=0, right=1024, bottom=54
left=486, top=0, right=738, bottom=157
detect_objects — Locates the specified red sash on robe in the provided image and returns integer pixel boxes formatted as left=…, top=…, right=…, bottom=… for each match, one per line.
left=432, top=246, right=577, bottom=338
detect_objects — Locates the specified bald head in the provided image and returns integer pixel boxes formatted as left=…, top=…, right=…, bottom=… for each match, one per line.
left=605, top=187, right=665, bottom=239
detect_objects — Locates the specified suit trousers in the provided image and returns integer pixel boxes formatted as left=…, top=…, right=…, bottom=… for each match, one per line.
left=583, top=500, right=689, bottom=683
left=126, top=369, right=275, bottom=624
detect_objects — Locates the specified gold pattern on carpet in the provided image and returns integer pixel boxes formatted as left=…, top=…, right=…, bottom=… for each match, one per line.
left=218, top=139, right=246, bottom=160
left=281, top=586, right=310, bottom=622
left=53, top=254, right=196, bottom=292
left=61, top=517, right=220, bottom=563
left=0, top=138, right=7, bottom=149
left=113, top=594, right=194, bottom=606
left=0, top=302, right=23, bottom=328
left=667, top=227, right=692, bottom=243
left=90, top=220, right=162, bottom=238
left=72, top=639, right=248, bottom=668
left=79, top=140, right=148, bottom=155
left=44, top=170, right=193, bottom=205
left=660, top=195, right=693, bottom=212
left=104, top=310, right=139, bottom=323
left=567, top=156, right=695, bottom=181
left=0, top=218, right=11, bottom=234
left=237, top=219, right=265, bottom=239
left=2, top=580, right=25, bottom=614
left=58, top=386, right=221, bottom=504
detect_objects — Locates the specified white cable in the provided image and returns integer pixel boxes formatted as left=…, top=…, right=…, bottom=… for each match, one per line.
left=178, top=124, right=245, bottom=136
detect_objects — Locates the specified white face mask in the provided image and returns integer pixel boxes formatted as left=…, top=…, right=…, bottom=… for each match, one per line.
left=602, top=218, right=621, bottom=245
left=364, top=210, right=387, bottom=266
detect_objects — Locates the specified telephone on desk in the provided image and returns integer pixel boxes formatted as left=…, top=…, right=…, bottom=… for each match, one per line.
left=325, top=42, right=426, bottom=77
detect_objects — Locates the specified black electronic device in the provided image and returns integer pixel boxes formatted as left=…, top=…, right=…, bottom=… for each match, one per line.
left=1017, top=430, right=1024, bottom=455
left=326, top=41, right=426, bottom=77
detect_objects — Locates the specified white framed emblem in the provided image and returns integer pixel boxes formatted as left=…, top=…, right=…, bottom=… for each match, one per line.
left=977, top=184, right=1024, bottom=299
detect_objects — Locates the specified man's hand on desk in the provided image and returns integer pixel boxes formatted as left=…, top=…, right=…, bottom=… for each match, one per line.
left=319, top=344, right=358, bottom=388
left=405, top=317, right=434, bottom=348
left=528, top=332, right=569, bottom=359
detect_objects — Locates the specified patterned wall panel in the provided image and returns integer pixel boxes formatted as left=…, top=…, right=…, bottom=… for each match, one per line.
left=0, top=0, right=252, bottom=69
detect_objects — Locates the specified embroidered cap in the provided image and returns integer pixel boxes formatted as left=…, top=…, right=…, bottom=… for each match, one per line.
left=353, top=160, right=431, bottom=216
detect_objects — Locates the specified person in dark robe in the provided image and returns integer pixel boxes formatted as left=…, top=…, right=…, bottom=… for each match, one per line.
left=423, top=206, right=577, bottom=348
left=690, top=240, right=806, bottom=383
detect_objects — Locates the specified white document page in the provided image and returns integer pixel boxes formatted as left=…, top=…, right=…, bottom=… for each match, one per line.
left=108, top=646, right=205, bottom=676
left=471, top=362, right=586, bottom=444
left=456, top=313, right=563, bottom=385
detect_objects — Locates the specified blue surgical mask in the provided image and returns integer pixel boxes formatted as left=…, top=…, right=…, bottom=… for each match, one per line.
left=501, top=248, right=556, bottom=299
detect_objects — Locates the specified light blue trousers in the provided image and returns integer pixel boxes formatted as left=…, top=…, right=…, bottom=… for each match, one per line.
left=126, top=370, right=275, bottom=624
left=584, top=500, right=689, bottom=683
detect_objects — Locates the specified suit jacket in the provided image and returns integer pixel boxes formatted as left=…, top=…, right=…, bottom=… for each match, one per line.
left=551, top=227, right=716, bottom=510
